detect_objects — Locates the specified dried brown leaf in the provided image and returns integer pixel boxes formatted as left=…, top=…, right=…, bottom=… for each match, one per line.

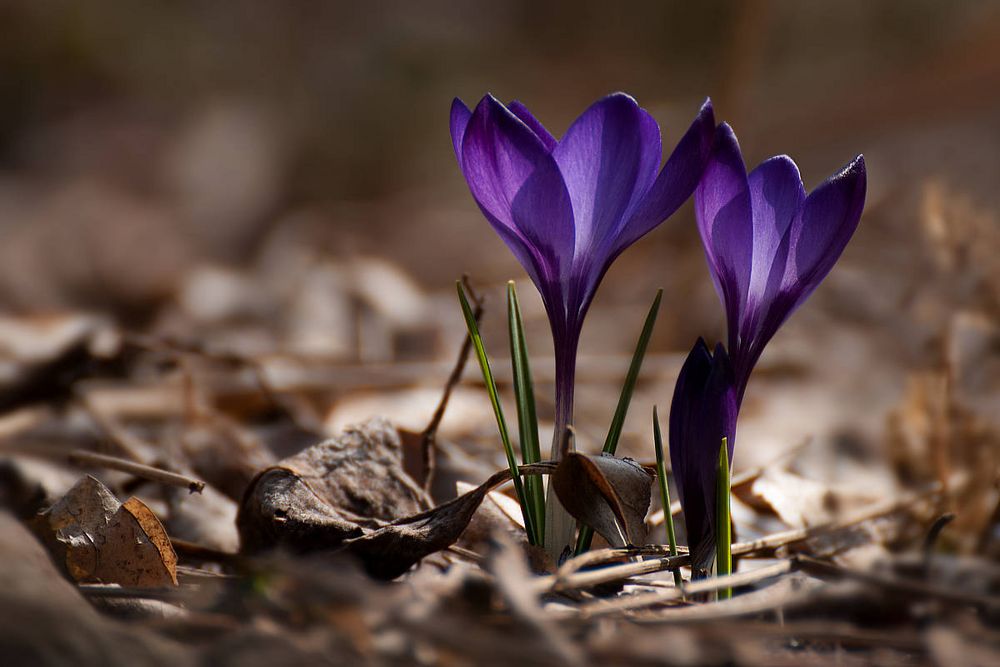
left=552, top=453, right=653, bottom=547
left=238, top=417, right=554, bottom=578
left=237, top=418, right=430, bottom=555
left=31, top=475, right=178, bottom=587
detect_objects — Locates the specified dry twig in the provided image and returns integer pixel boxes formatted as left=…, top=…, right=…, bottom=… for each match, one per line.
left=0, top=444, right=205, bottom=493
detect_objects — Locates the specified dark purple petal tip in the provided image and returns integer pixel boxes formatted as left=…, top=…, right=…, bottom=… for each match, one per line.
left=668, top=338, right=737, bottom=573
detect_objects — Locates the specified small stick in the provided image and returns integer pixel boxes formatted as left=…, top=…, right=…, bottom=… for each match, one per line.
left=555, top=544, right=685, bottom=580
left=71, top=450, right=205, bottom=493
left=629, top=575, right=820, bottom=623
left=2, top=444, right=205, bottom=493
left=447, top=544, right=485, bottom=563
left=535, top=552, right=689, bottom=594
left=77, top=584, right=191, bottom=600
left=420, top=275, right=483, bottom=494
left=575, top=560, right=795, bottom=618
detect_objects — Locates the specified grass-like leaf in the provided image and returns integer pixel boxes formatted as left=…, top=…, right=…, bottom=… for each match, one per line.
left=457, top=281, right=537, bottom=545
left=507, top=281, right=545, bottom=538
left=653, top=405, right=682, bottom=587
left=575, top=289, right=662, bottom=554
left=716, top=436, right=732, bottom=599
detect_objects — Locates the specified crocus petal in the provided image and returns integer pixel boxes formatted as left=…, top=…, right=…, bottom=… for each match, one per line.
left=450, top=98, right=472, bottom=166
left=508, top=100, right=557, bottom=152
left=669, top=339, right=738, bottom=573
left=739, top=156, right=805, bottom=347
left=784, top=155, right=867, bottom=306
left=694, top=123, right=753, bottom=350
left=553, top=93, right=662, bottom=266
left=459, top=95, right=576, bottom=313
left=619, top=98, right=716, bottom=252
left=461, top=95, right=548, bottom=231
left=509, top=152, right=578, bottom=309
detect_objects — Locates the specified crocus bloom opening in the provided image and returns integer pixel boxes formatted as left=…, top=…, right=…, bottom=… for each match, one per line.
left=451, top=93, right=715, bottom=556
left=670, top=122, right=867, bottom=573
left=668, top=339, right=737, bottom=573
left=695, top=123, right=867, bottom=399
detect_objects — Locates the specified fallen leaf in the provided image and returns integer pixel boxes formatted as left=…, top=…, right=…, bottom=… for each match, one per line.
left=32, top=475, right=178, bottom=587
left=237, top=418, right=432, bottom=555
left=238, top=416, right=557, bottom=578
left=749, top=468, right=880, bottom=529
left=0, top=510, right=189, bottom=665
left=343, top=464, right=552, bottom=579
left=552, top=453, right=653, bottom=548
left=454, top=480, right=525, bottom=549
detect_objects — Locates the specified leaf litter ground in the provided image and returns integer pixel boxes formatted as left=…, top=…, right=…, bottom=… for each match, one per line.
left=0, top=187, right=999, bottom=665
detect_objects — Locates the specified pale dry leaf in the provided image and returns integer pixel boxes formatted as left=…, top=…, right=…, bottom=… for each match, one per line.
left=31, top=475, right=178, bottom=587
left=750, top=468, right=880, bottom=529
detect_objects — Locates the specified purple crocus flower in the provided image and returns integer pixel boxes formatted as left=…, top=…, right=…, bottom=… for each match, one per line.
left=451, top=93, right=715, bottom=555
left=695, top=123, right=867, bottom=399
left=670, top=122, right=866, bottom=573
left=668, top=338, right=737, bottom=573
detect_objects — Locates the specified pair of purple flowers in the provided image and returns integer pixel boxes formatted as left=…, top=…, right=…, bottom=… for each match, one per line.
left=450, top=93, right=866, bottom=565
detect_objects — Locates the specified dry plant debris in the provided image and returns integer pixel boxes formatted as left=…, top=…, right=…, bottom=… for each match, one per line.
left=0, top=178, right=996, bottom=665
left=31, top=475, right=178, bottom=588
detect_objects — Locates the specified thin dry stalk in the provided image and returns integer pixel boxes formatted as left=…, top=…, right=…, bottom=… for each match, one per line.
left=574, top=559, right=795, bottom=619
left=1, top=444, right=205, bottom=493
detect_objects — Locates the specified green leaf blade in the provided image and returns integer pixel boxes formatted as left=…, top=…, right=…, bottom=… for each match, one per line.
left=457, top=281, right=537, bottom=545
left=716, top=436, right=732, bottom=599
left=507, top=281, right=545, bottom=538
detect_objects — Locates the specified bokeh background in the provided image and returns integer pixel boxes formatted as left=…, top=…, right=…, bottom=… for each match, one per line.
left=2, top=0, right=999, bottom=544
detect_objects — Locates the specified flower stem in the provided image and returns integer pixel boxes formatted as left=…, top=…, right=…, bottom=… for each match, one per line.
left=544, top=330, right=578, bottom=562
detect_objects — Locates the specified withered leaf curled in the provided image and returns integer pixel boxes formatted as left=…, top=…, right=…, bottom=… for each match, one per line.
left=237, top=418, right=431, bottom=554
left=344, top=462, right=553, bottom=579
left=32, top=475, right=178, bottom=587
left=238, top=416, right=556, bottom=579
left=552, top=453, right=653, bottom=548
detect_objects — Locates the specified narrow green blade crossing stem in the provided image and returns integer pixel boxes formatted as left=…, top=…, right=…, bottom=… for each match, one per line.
left=507, top=281, right=545, bottom=538
left=716, top=436, right=732, bottom=599
left=457, top=281, right=537, bottom=545
left=575, top=289, right=662, bottom=555
left=653, top=406, right=683, bottom=588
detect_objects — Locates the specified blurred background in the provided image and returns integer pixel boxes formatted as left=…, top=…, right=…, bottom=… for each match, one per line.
left=1, top=0, right=999, bottom=546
